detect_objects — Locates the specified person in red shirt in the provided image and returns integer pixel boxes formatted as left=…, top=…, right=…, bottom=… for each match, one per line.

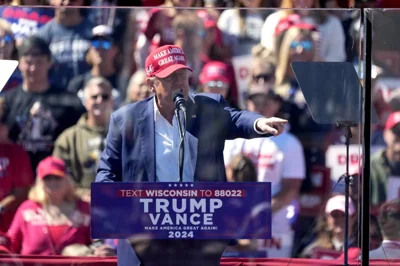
left=0, top=101, right=33, bottom=233
left=7, top=156, right=114, bottom=256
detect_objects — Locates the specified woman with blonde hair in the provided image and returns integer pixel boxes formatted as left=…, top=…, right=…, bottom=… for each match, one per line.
left=260, top=0, right=346, bottom=62
left=274, top=25, right=316, bottom=101
left=7, top=157, right=115, bottom=256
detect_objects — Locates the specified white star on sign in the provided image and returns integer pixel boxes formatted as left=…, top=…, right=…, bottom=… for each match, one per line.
left=174, top=184, right=177, bottom=187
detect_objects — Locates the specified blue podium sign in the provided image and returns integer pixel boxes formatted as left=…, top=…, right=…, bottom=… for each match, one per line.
left=91, top=182, right=271, bottom=240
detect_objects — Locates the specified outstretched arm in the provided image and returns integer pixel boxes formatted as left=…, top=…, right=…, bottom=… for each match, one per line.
left=222, top=95, right=287, bottom=139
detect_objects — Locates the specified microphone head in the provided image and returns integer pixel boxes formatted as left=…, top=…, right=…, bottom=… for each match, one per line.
left=172, top=90, right=184, bottom=102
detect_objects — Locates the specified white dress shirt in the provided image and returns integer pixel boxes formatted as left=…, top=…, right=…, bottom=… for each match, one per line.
left=154, top=99, right=195, bottom=182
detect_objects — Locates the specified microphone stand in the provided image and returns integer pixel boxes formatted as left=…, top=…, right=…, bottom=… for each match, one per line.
left=175, top=107, right=186, bottom=182
left=336, top=121, right=357, bottom=266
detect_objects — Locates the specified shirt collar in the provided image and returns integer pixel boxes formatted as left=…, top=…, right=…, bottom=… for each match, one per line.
left=153, top=96, right=161, bottom=122
left=382, top=240, right=400, bottom=245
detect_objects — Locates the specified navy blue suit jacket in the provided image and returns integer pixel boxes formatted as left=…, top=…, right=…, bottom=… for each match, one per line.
left=95, top=92, right=268, bottom=265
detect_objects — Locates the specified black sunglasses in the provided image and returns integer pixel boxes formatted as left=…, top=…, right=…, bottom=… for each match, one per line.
left=90, top=94, right=110, bottom=101
left=252, top=74, right=273, bottom=82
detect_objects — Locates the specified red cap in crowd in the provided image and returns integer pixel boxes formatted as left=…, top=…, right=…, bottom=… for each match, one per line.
left=385, top=111, right=400, bottom=130
left=145, top=45, right=192, bottom=78
left=37, top=156, right=67, bottom=179
left=199, top=61, right=231, bottom=85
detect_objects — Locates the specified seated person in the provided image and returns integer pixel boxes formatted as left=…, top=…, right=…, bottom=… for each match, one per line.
left=370, top=199, right=400, bottom=259
left=7, top=156, right=114, bottom=256
left=301, top=195, right=357, bottom=258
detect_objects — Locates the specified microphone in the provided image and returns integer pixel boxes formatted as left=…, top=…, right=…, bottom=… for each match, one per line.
left=172, top=91, right=186, bottom=113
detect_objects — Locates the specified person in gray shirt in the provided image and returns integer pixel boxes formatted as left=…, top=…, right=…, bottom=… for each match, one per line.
left=35, top=0, right=94, bottom=89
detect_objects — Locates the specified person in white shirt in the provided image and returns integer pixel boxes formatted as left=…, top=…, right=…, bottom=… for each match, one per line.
left=224, top=85, right=305, bottom=257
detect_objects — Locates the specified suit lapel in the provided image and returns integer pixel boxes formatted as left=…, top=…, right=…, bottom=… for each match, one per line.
left=138, top=100, right=155, bottom=182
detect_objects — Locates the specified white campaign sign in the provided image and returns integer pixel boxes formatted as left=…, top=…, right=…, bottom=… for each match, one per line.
left=326, top=145, right=385, bottom=182
left=0, top=60, right=18, bottom=92
left=231, top=55, right=252, bottom=109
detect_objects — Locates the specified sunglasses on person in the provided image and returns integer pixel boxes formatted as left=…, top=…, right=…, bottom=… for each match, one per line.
left=90, top=93, right=110, bottom=101
left=0, top=35, right=12, bottom=44
left=91, top=40, right=112, bottom=50
left=252, top=74, right=273, bottom=83
left=207, top=81, right=229, bottom=89
left=290, top=40, right=313, bottom=51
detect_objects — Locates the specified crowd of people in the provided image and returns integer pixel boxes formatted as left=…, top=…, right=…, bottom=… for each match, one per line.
left=0, top=0, right=399, bottom=261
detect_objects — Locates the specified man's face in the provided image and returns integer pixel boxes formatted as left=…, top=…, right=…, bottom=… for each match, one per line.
left=247, top=94, right=267, bottom=114
left=89, top=39, right=117, bottom=66
left=289, top=33, right=315, bottom=63
left=19, top=54, right=52, bottom=84
left=128, top=74, right=150, bottom=103
left=202, top=80, right=229, bottom=98
left=149, top=69, right=189, bottom=111
left=84, top=84, right=113, bottom=118
left=251, top=64, right=275, bottom=89
left=384, top=126, right=400, bottom=162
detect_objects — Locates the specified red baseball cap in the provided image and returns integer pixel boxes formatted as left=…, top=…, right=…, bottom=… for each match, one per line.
left=385, top=111, right=400, bottom=130
left=37, top=156, right=67, bottom=179
left=145, top=45, right=192, bottom=78
left=199, top=61, right=231, bottom=85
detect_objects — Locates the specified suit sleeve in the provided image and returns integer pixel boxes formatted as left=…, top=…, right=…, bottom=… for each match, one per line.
left=220, top=95, right=272, bottom=140
left=96, top=113, right=123, bottom=182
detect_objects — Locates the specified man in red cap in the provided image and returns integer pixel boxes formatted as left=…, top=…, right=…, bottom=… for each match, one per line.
left=371, top=111, right=400, bottom=209
left=199, top=61, right=238, bottom=108
left=96, top=44, right=287, bottom=266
